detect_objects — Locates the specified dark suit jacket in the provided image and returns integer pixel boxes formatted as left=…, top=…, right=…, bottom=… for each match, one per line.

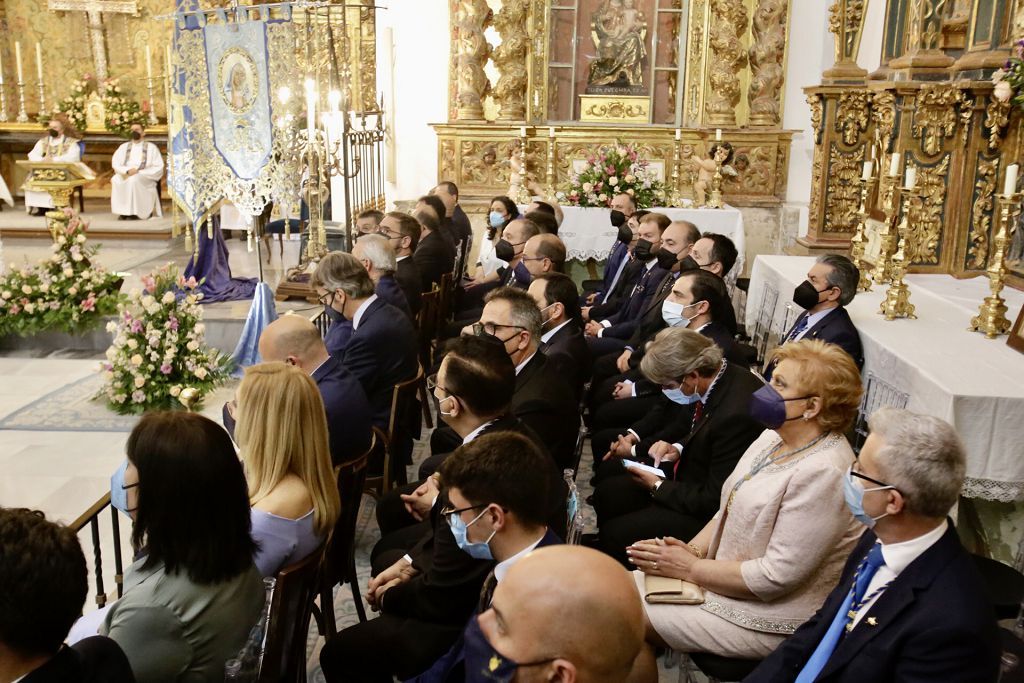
left=540, top=321, right=593, bottom=401
left=323, top=317, right=353, bottom=357
left=765, top=306, right=864, bottom=380
left=377, top=273, right=412, bottom=319
left=414, top=230, right=456, bottom=291
left=451, top=205, right=473, bottom=260
left=590, top=257, right=644, bottom=320
left=23, top=637, right=136, bottom=683
left=340, top=297, right=420, bottom=427
left=623, top=271, right=678, bottom=353
left=396, top=256, right=423, bottom=316
left=598, top=261, right=670, bottom=340
left=632, top=362, right=765, bottom=522
left=627, top=320, right=744, bottom=398
left=513, top=352, right=581, bottom=471
left=312, top=354, right=373, bottom=465
left=747, top=524, right=1000, bottom=683
left=596, top=241, right=630, bottom=301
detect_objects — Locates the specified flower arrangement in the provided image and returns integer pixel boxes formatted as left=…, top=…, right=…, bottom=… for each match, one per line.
left=0, top=210, right=122, bottom=337
left=41, top=73, right=93, bottom=130
left=560, top=144, right=667, bottom=208
left=102, top=78, right=145, bottom=138
left=98, top=264, right=232, bottom=415
left=992, top=40, right=1024, bottom=108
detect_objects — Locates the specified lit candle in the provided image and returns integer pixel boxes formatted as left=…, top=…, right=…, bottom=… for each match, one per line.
left=548, top=126, right=555, bottom=138
left=715, top=129, right=722, bottom=141
left=34, top=42, right=42, bottom=83
left=889, top=152, right=901, bottom=177
left=14, top=42, right=23, bottom=83
left=862, top=161, right=873, bottom=181
left=519, top=126, right=527, bottom=137
left=675, top=128, right=681, bottom=141
left=145, top=45, right=153, bottom=82
left=1005, top=164, right=1019, bottom=195
left=905, top=166, right=916, bottom=190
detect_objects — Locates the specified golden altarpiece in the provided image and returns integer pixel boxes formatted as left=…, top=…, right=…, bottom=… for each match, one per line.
left=802, top=0, right=1024, bottom=290
left=433, top=0, right=794, bottom=208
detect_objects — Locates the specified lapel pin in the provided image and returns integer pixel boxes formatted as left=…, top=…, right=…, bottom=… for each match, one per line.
left=866, top=617, right=878, bottom=627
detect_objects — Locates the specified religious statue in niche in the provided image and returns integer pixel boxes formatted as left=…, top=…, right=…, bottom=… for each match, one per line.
left=689, top=142, right=737, bottom=206
left=586, top=0, right=648, bottom=94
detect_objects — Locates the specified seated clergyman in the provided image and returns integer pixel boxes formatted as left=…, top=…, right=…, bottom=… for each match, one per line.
left=111, top=122, right=164, bottom=221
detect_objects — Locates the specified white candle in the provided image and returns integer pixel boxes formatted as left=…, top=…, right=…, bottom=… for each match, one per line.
left=675, top=128, right=681, bottom=141
left=145, top=45, right=153, bottom=82
left=0, top=50, right=5, bottom=85
left=34, top=42, right=42, bottom=83
left=862, top=161, right=873, bottom=181
left=519, top=126, right=527, bottom=137
left=165, top=45, right=172, bottom=80
left=1005, top=164, right=1019, bottom=195
left=14, top=42, right=23, bottom=83
left=715, top=129, right=722, bottom=141
left=905, top=166, right=916, bottom=190
left=889, top=152, right=901, bottom=177
left=548, top=126, right=555, bottom=138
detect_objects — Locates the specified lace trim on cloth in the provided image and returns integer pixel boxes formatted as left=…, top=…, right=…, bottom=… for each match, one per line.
left=962, top=477, right=1024, bottom=503
left=701, top=599, right=802, bottom=635
left=567, top=248, right=624, bottom=261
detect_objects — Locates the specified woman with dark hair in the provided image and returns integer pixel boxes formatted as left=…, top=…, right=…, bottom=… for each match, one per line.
left=471, top=195, right=520, bottom=283
left=99, top=411, right=264, bottom=683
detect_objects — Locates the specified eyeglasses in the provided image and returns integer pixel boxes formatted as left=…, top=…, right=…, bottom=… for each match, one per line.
left=851, top=462, right=897, bottom=490
left=317, top=290, right=335, bottom=307
left=380, top=230, right=404, bottom=241
left=519, top=256, right=548, bottom=263
left=426, top=373, right=457, bottom=398
left=472, top=321, right=526, bottom=337
left=439, top=502, right=486, bottom=518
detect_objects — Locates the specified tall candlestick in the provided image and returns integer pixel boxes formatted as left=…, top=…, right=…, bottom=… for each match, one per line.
left=145, top=45, right=153, bottom=82
left=13, top=42, right=26, bottom=123
left=34, top=43, right=42, bottom=83
left=889, top=152, right=901, bottom=177
left=1004, top=164, right=1019, bottom=195
left=904, top=166, right=916, bottom=190
left=14, top=42, right=23, bottom=84
left=715, top=128, right=722, bottom=141
left=675, top=128, right=681, bottom=141
left=862, top=161, right=873, bottom=180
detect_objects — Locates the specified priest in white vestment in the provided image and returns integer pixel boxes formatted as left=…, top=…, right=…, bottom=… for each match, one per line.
left=25, top=113, right=82, bottom=215
left=111, top=123, right=164, bottom=220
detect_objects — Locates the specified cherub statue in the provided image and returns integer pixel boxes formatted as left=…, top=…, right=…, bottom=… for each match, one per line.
left=690, top=142, right=736, bottom=207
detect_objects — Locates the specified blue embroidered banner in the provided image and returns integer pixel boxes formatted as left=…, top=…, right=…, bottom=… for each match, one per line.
left=167, top=0, right=202, bottom=226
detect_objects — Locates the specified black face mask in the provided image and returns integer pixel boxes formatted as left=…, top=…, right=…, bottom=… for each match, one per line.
left=494, top=239, right=515, bottom=262
left=616, top=224, right=633, bottom=245
left=130, top=131, right=142, bottom=141
left=610, top=209, right=626, bottom=228
left=678, top=255, right=701, bottom=272
left=48, top=129, right=60, bottom=138
left=793, top=280, right=830, bottom=310
left=632, top=238, right=655, bottom=261
left=656, top=249, right=679, bottom=270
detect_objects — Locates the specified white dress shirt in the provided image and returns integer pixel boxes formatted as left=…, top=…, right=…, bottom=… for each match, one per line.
left=351, top=294, right=379, bottom=330
left=541, top=319, right=572, bottom=344
left=514, top=352, right=537, bottom=375
left=494, top=532, right=547, bottom=582
left=794, top=306, right=837, bottom=341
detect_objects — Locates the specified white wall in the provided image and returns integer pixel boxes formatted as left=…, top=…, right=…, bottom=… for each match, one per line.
left=377, top=0, right=450, bottom=205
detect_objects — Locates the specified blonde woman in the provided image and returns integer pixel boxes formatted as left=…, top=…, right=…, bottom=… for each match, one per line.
left=235, top=362, right=341, bottom=576
left=626, top=340, right=865, bottom=677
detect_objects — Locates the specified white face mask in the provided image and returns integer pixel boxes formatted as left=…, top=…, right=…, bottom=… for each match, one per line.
left=438, top=394, right=457, bottom=418
left=661, top=300, right=703, bottom=328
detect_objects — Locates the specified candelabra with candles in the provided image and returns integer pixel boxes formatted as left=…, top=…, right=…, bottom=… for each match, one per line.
left=706, top=129, right=726, bottom=209
left=545, top=126, right=556, bottom=197
left=144, top=46, right=159, bottom=126
left=13, top=42, right=27, bottom=123
left=850, top=159, right=876, bottom=291
left=970, top=163, right=1022, bottom=338
left=669, top=129, right=683, bottom=207
left=871, top=152, right=903, bottom=286
left=509, top=128, right=531, bottom=205
left=879, top=164, right=919, bottom=321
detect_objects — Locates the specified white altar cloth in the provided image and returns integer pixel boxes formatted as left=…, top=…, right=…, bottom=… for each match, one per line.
left=548, top=205, right=745, bottom=270
left=746, top=254, right=1024, bottom=502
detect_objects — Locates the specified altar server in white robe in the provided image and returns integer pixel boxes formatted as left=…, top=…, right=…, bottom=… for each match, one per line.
left=25, top=113, right=82, bottom=215
left=111, top=123, right=164, bottom=220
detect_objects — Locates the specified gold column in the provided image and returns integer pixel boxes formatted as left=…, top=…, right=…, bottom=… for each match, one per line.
left=705, top=0, right=748, bottom=127
left=890, top=0, right=955, bottom=72
left=453, top=0, right=492, bottom=121
left=493, top=0, right=529, bottom=122
left=747, top=0, right=789, bottom=126
left=823, top=0, right=870, bottom=82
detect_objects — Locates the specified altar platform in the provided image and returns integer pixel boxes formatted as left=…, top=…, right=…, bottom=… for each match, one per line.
left=0, top=198, right=180, bottom=240
left=747, top=255, right=1024, bottom=504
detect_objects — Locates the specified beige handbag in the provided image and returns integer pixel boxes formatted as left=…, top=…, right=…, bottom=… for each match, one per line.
left=644, top=574, right=705, bottom=605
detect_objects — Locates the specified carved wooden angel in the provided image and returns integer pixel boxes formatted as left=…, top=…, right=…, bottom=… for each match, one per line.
left=690, top=142, right=737, bottom=206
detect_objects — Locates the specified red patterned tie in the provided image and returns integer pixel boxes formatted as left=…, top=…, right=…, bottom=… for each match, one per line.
left=673, top=401, right=704, bottom=478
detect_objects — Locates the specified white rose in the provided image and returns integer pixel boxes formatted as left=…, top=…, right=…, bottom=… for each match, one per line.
left=625, top=174, right=636, bottom=183
left=63, top=268, right=74, bottom=278
left=39, top=283, right=49, bottom=293
left=186, top=340, right=200, bottom=352
left=195, top=324, right=206, bottom=335
left=21, top=285, right=32, bottom=294
left=23, top=303, right=35, bottom=314
left=58, top=236, right=67, bottom=245
left=162, top=291, right=176, bottom=305
left=76, top=234, right=86, bottom=243
left=106, top=321, right=118, bottom=333
left=169, top=385, right=182, bottom=397
left=195, top=367, right=208, bottom=380
left=141, top=295, right=155, bottom=308
left=72, top=253, right=83, bottom=262
left=68, top=286, right=78, bottom=296
left=598, top=193, right=608, bottom=202
left=608, top=176, right=619, bottom=186
left=127, top=338, right=138, bottom=349
left=1, top=291, right=10, bottom=299
left=130, top=354, right=143, bottom=366
left=582, top=182, right=594, bottom=193
left=134, top=376, right=146, bottom=388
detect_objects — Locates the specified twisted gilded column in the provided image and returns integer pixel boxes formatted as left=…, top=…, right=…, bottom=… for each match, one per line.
left=823, top=0, right=868, bottom=80
left=492, top=0, right=529, bottom=121
left=453, top=0, right=493, bottom=121
left=705, top=0, right=747, bottom=127
left=748, top=0, right=788, bottom=126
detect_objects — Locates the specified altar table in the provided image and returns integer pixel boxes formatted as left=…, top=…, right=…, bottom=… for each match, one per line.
left=746, top=254, right=1024, bottom=502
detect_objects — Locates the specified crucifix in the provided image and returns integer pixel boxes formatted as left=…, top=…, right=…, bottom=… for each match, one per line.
left=47, top=0, right=139, bottom=86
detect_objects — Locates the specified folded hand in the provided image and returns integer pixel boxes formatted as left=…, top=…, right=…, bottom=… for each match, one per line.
left=627, top=537, right=697, bottom=580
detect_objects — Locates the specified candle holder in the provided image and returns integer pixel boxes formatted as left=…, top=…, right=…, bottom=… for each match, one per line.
left=871, top=172, right=900, bottom=285
left=15, top=78, right=28, bottom=123
left=879, top=185, right=919, bottom=321
left=146, top=76, right=159, bottom=126
left=969, top=192, right=1023, bottom=338
left=36, top=81, right=46, bottom=119
left=545, top=132, right=556, bottom=198
left=707, top=159, right=724, bottom=209
left=669, top=137, right=683, bottom=207
left=0, top=77, right=8, bottom=122
left=850, top=173, right=876, bottom=291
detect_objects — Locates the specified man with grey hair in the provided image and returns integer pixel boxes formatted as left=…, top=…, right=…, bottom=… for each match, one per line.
left=312, top=251, right=419, bottom=433
left=766, top=253, right=864, bottom=380
left=750, top=407, right=999, bottom=682
left=353, top=233, right=413, bottom=318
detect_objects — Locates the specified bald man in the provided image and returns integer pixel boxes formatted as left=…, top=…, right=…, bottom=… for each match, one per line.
left=521, top=233, right=566, bottom=279
left=467, top=546, right=645, bottom=682
left=224, top=315, right=373, bottom=465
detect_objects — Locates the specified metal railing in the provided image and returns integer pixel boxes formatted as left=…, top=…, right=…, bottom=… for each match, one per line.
left=70, top=493, right=127, bottom=608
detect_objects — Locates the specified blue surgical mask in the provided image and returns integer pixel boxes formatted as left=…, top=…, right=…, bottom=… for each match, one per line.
left=489, top=211, right=506, bottom=229
left=463, top=614, right=557, bottom=682
left=448, top=507, right=496, bottom=560
left=661, top=300, right=703, bottom=328
left=662, top=384, right=699, bottom=405
left=843, top=467, right=894, bottom=528
left=110, top=459, right=136, bottom=516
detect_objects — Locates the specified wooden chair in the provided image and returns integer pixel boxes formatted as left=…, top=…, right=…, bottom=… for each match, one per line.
left=315, top=431, right=376, bottom=637
left=363, top=366, right=425, bottom=498
left=258, top=545, right=326, bottom=683
left=437, top=272, right=455, bottom=327
left=416, top=287, right=441, bottom=421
